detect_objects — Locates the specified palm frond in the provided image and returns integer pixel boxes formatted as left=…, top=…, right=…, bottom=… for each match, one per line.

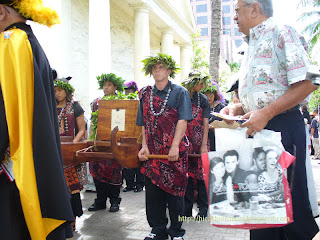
left=299, top=10, right=320, bottom=21
left=298, top=0, right=320, bottom=7
left=302, top=21, right=320, bottom=34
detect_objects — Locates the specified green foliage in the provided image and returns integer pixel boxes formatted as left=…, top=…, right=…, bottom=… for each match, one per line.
left=299, top=1, right=320, bottom=56
left=89, top=110, right=99, bottom=140
left=229, top=62, right=240, bottom=72
left=200, top=85, right=218, bottom=94
left=54, top=80, right=75, bottom=93
left=181, top=71, right=211, bottom=91
left=89, top=92, right=139, bottom=140
left=124, top=92, right=139, bottom=100
left=191, top=31, right=210, bottom=72
left=218, top=69, right=239, bottom=102
left=299, top=0, right=320, bottom=108
left=141, top=53, right=180, bottom=79
left=101, top=92, right=138, bottom=100
left=218, top=70, right=230, bottom=93
left=97, top=73, right=126, bottom=92
left=309, top=87, right=320, bottom=111
left=299, top=0, right=320, bottom=7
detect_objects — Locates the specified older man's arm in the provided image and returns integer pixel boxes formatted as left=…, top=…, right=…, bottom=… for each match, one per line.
left=242, top=80, right=318, bottom=135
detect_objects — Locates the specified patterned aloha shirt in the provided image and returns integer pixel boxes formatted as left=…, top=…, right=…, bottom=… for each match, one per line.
left=238, top=17, right=310, bottom=113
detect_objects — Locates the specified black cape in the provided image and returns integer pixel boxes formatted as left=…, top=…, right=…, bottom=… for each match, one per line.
left=0, top=23, right=74, bottom=239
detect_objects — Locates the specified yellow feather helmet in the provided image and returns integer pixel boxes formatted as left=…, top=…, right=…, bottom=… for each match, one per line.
left=1, top=0, right=60, bottom=27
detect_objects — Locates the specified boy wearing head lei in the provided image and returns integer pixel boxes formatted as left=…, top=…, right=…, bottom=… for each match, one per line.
left=137, top=53, right=193, bottom=240
left=181, top=71, right=211, bottom=220
left=88, top=73, right=125, bottom=213
left=0, top=1, right=74, bottom=239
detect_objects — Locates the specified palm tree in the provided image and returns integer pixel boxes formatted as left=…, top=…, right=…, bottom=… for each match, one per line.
left=299, top=0, right=320, bottom=53
left=210, top=0, right=221, bottom=83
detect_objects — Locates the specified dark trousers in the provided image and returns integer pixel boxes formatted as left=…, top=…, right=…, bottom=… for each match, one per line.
left=184, top=177, right=208, bottom=217
left=250, top=110, right=319, bottom=240
left=145, top=177, right=185, bottom=238
left=311, top=139, right=315, bottom=155
left=208, top=129, right=216, bottom=151
left=93, top=178, right=121, bottom=207
left=123, top=167, right=144, bottom=188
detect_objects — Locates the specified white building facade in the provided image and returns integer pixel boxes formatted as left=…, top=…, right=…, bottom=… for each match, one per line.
left=31, top=0, right=196, bottom=116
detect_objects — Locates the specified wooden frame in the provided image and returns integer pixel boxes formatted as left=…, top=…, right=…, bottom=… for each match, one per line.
left=97, top=100, right=141, bottom=141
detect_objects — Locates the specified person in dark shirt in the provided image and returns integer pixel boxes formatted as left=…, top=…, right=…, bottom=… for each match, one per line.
left=54, top=77, right=86, bottom=235
left=301, top=105, right=311, bottom=125
left=88, top=73, right=126, bottom=213
left=55, top=77, right=86, bottom=142
left=137, top=53, right=193, bottom=240
left=223, top=150, right=246, bottom=204
left=181, top=71, right=211, bottom=220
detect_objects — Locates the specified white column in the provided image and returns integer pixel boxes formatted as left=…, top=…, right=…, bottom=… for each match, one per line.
left=31, top=0, right=71, bottom=77
left=59, top=0, right=72, bottom=76
left=133, top=5, right=150, bottom=88
left=160, top=28, right=174, bottom=55
left=89, top=0, right=111, bottom=103
left=172, top=44, right=181, bottom=84
left=180, top=43, right=192, bottom=83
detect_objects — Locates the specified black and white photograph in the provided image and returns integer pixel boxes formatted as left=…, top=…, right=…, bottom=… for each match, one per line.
left=208, top=146, right=288, bottom=226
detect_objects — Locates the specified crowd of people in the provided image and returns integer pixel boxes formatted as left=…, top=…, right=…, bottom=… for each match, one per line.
left=1, top=0, right=320, bottom=240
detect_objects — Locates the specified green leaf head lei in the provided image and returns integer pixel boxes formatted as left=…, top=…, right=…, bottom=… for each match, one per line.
left=200, top=84, right=218, bottom=94
left=181, top=71, right=211, bottom=91
left=97, top=73, right=126, bottom=92
left=141, top=53, right=181, bottom=79
left=54, top=78, right=75, bottom=94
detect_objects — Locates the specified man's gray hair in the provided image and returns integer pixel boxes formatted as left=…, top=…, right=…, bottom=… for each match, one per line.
left=242, top=0, right=273, bottom=17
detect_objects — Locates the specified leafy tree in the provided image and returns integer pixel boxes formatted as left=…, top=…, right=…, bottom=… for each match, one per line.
left=309, top=87, right=320, bottom=111
left=191, top=31, right=210, bottom=72
left=299, top=0, right=320, bottom=54
left=297, top=1, right=320, bottom=111
left=229, top=62, right=240, bottom=72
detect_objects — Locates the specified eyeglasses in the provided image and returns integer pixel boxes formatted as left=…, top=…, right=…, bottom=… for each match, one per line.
left=235, top=3, right=251, bottom=16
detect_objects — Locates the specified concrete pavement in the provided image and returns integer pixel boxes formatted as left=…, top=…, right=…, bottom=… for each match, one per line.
left=72, top=159, right=320, bottom=240
left=72, top=190, right=249, bottom=240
